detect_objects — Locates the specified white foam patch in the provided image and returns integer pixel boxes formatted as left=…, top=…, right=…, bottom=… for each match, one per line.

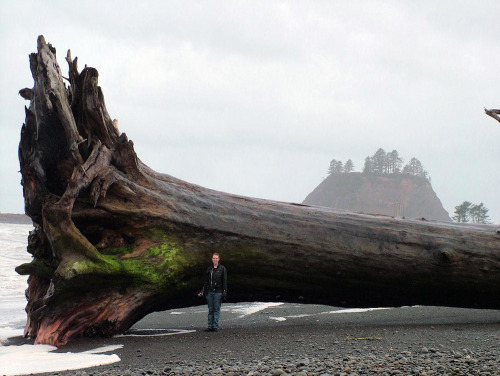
left=169, top=311, right=185, bottom=315
left=0, top=344, right=122, bottom=376
left=117, top=328, right=195, bottom=337
left=269, top=317, right=287, bottom=322
left=327, top=308, right=392, bottom=314
left=0, top=327, right=24, bottom=345
left=81, top=345, right=123, bottom=354
left=227, top=302, right=283, bottom=318
left=278, top=307, right=394, bottom=320
left=286, top=313, right=313, bottom=318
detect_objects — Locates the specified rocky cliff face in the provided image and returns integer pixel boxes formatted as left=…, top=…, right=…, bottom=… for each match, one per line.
left=303, top=173, right=451, bottom=222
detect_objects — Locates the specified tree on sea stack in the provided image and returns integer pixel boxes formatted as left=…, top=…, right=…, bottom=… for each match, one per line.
left=16, top=36, right=500, bottom=346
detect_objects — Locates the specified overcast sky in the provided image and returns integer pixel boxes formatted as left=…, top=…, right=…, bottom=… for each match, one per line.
left=1, top=1, right=499, bottom=223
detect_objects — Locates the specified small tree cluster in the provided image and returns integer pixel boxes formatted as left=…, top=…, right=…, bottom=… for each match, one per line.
left=327, top=148, right=429, bottom=180
left=365, top=149, right=404, bottom=174
left=363, top=148, right=428, bottom=179
left=328, top=159, right=354, bottom=174
left=452, top=201, right=491, bottom=224
left=401, top=157, right=428, bottom=179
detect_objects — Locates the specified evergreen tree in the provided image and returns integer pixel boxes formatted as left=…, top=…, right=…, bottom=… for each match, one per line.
left=328, top=159, right=343, bottom=175
left=402, top=157, right=428, bottom=179
left=371, top=148, right=387, bottom=174
left=469, top=203, right=491, bottom=224
left=362, top=157, right=373, bottom=174
left=452, top=201, right=473, bottom=223
left=387, top=150, right=403, bottom=174
left=344, top=159, right=354, bottom=173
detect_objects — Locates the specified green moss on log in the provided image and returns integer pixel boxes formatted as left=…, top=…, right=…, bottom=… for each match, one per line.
left=16, top=259, right=56, bottom=278
left=100, top=244, right=135, bottom=256
left=110, top=240, right=195, bottom=289
left=51, top=228, right=199, bottom=293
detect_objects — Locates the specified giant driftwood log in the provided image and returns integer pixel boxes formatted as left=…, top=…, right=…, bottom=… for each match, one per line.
left=17, top=36, right=500, bottom=346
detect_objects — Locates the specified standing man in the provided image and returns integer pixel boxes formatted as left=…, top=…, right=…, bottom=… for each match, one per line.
left=198, top=253, right=227, bottom=331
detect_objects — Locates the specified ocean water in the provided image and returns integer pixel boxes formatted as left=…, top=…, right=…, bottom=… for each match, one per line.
left=0, top=224, right=32, bottom=297
left=0, top=223, right=33, bottom=342
left=0, top=223, right=122, bottom=375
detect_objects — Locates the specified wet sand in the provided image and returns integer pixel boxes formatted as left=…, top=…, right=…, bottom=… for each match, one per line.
left=11, top=304, right=500, bottom=375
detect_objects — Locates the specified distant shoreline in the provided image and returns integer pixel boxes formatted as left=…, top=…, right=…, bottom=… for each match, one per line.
left=0, top=213, right=32, bottom=225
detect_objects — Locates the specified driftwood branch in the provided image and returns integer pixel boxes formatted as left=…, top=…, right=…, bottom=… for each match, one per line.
left=17, top=36, right=500, bottom=346
left=484, top=108, right=500, bottom=124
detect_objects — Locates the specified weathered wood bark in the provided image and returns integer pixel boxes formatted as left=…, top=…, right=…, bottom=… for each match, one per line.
left=17, top=36, right=500, bottom=346
left=485, top=108, right=500, bottom=124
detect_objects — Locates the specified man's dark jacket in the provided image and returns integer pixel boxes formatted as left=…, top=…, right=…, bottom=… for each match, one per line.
left=203, top=264, right=227, bottom=296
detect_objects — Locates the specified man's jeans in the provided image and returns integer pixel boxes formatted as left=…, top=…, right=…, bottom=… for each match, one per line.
left=206, top=291, right=222, bottom=329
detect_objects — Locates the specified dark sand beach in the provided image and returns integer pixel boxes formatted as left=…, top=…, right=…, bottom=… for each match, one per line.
left=13, top=303, right=500, bottom=376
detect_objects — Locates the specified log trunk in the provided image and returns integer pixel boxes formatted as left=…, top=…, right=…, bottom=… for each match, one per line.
left=17, top=36, right=500, bottom=346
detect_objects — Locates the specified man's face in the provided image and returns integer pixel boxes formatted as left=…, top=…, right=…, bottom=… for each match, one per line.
left=212, top=255, right=219, bottom=265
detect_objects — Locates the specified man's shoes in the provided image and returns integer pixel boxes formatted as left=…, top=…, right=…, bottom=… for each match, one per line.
left=204, top=327, right=219, bottom=332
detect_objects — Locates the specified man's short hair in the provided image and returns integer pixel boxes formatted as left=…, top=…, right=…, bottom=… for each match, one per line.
left=212, top=253, right=220, bottom=257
